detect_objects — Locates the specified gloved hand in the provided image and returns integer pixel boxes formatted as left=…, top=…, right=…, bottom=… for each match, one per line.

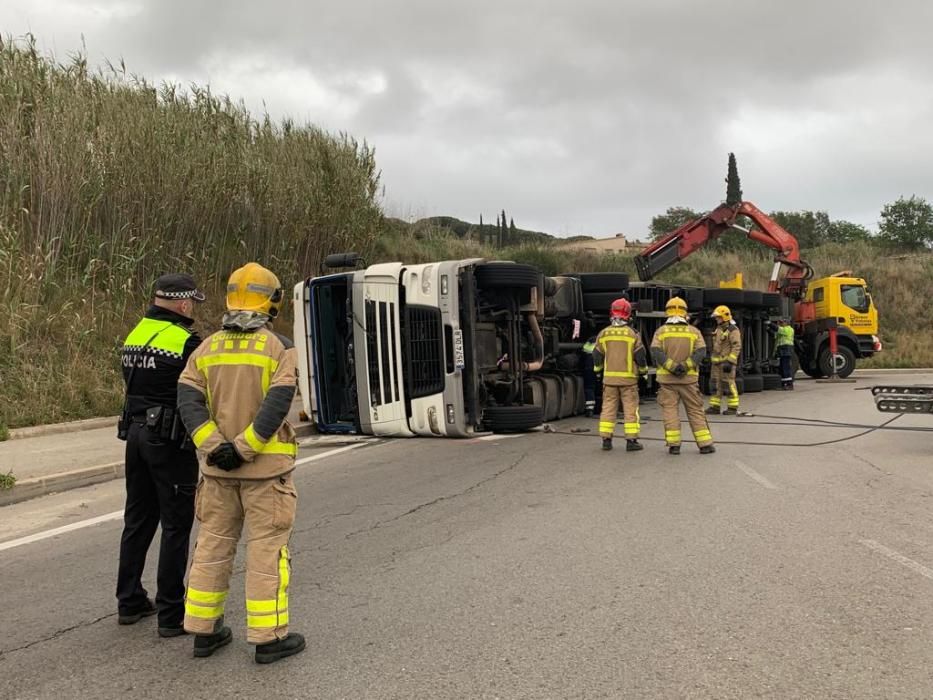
left=672, top=363, right=688, bottom=377
left=721, top=362, right=734, bottom=373
left=207, top=442, right=244, bottom=471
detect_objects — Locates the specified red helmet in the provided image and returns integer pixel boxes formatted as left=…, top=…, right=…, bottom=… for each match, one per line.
left=609, top=297, right=632, bottom=320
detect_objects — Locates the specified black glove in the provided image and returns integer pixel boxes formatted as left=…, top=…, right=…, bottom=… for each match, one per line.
left=207, top=442, right=244, bottom=472
left=721, top=362, right=734, bottom=373
left=673, top=363, right=688, bottom=377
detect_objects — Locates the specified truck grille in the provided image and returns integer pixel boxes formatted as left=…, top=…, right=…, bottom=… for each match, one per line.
left=405, top=305, right=445, bottom=399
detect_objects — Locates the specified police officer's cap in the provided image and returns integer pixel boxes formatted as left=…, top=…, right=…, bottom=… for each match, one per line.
left=153, top=273, right=206, bottom=302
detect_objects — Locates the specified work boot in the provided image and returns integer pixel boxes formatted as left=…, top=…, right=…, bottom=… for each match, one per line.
left=626, top=439, right=644, bottom=452
left=705, top=407, right=720, bottom=415
left=668, top=445, right=681, bottom=455
left=699, top=445, right=716, bottom=454
left=118, top=598, right=157, bottom=625
left=255, top=633, right=307, bottom=665
left=723, top=408, right=738, bottom=416
left=601, top=438, right=613, bottom=451
left=193, top=626, right=233, bottom=658
left=585, top=408, right=594, bottom=418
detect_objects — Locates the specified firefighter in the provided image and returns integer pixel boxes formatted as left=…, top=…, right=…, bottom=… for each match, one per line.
left=593, top=298, right=648, bottom=452
left=706, top=305, right=741, bottom=416
left=116, top=273, right=204, bottom=637
left=177, top=262, right=305, bottom=664
left=650, top=297, right=715, bottom=455
left=775, top=318, right=796, bottom=390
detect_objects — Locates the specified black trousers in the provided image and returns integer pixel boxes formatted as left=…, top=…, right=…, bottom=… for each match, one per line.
left=779, top=348, right=795, bottom=386
left=116, top=422, right=198, bottom=627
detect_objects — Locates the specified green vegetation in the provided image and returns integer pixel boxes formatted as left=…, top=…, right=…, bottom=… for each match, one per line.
left=0, top=471, right=15, bottom=490
left=0, top=38, right=929, bottom=429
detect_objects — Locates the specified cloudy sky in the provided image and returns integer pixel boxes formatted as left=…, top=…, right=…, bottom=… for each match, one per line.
left=4, top=1, right=933, bottom=238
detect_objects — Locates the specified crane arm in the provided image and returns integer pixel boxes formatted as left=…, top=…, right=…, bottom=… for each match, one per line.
left=633, top=201, right=813, bottom=299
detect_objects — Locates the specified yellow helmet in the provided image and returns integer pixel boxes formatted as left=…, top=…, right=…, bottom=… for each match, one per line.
left=226, top=262, right=284, bottom=318
left=712, top=305, right=732, bottom=323
left=665, top=296, right=688, bottom=317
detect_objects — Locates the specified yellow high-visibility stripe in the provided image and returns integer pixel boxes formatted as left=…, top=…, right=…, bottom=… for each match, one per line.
left=185, top=602, right=225, bottom=619
left=598, top=421, right=615, bottom=432
left=665, top=430, right=681, bottom=439
left=243, top=424, right=266, bottom=452
left=657, top=331, right=697, bottom=341
left=192, top=421, right=219, bottom=448
left=246, top=596, right=288, bottom=614
left=709, top=397, right=721, bottom=407
left=623, top=423, right=639, bottom=435
left=187, top=588, right=228, bottom=605
left=694, top=430, right=712, bottom=441
left=601, top=336, right=634, bottom=343
left=261, top=438, right=297, bottom=457
left=593, top=364, right=604, bottom=373
left=247, top=612, right=289, bottom=628
left=604, top=370, right=636, bottom=378
left=196, top=353, right=279, bottom=373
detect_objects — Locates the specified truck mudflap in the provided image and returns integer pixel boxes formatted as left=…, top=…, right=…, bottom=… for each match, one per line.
left=872, top=386, right=933, bottom=414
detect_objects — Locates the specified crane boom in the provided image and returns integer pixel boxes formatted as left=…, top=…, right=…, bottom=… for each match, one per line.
left=634, top=201, right=813, bottom=300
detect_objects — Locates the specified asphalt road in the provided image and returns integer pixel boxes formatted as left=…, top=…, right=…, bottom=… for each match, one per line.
left=1, top=374, right=932, bottom=699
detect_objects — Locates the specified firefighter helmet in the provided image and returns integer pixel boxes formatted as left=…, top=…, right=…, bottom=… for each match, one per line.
left=226, top=262, right=284, bottom=318
left=712, top=305, right=732, bottom=323
left=609, top=297, right=632, bottom=320
left=665, top=296, right=688, bottom=317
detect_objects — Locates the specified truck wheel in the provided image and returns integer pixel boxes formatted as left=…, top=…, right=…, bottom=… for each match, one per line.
left=743, top=374, right=764, bottom=392
left=475, top=263, right=541, bottom=289
left=566, top=273, right=630, bottom=293
left=800, top=362, right=824, bottom=379
left=817, top=345, right=856, bottom=379
left=703, top=288, right=745, bottom=306
left=483, top=405, right=544, bottom=433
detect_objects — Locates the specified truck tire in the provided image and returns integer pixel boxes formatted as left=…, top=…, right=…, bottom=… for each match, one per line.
left=800, top=362, right=824, bottom=379
left=483, top=405, right=544, bottom=433
left=582, top=291, right=621, bottom=313
left=703, top=288, right=745, bottom=306
left=762, top=373, right=782, bottom=390
left=743, top=374, right=764, bottom=393
left=475, top=263, right=541, bottom=289
left=571, top=273, right=630, bottom=293
left=743, top=291, right=763, bottom=308
left=817, top=345, right=856, bottom=379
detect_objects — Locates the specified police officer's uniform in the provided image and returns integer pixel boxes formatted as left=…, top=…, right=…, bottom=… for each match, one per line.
left=116, top=274, right=204, bottom=634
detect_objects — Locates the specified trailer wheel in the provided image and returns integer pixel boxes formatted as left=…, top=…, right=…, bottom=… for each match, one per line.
left=475, top=263, right=541, bottom=289
left=703, top=288, right=745, bottom=306
left=483, top=405, right=544, bottom=433
left=743, top=374, right=764, bottom=393
left=817, top=345, right=856, bottom=379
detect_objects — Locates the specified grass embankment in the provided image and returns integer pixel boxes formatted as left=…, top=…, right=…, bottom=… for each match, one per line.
left=0, top=39, right=381, bottom=430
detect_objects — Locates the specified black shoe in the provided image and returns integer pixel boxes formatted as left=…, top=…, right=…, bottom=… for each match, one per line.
left=158, top=626, right=188, bottom=638
left=723, top=409, right=738, bottom=416
left=668, top=445, right=681, bottom=455
left=626, top=440, right=644, bottom=452
left=699, top=445, right=716, bottom=454
left=705, top=407, right=720, bottom=415
left=193, top=626, right=233, bottom=658
left=255, top=633, right=307, bottom=664
left=585, top=409, right=594, bottom=418
left=118, top=599, right=157, bottom=625
left=602, top=438, right=613, bottom=451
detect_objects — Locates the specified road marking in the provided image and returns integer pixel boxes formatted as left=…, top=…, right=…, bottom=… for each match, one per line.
left=860, top=539, right=933, bottom=582
left=734, top=460, right=778, bottom=490
left=476, top=433, right=523, bottom=442
left=0, top=444, right=372, bottom=553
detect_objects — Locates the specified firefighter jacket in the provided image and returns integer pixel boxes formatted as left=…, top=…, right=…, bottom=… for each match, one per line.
left=650, top=320, right=706, bottom=385
left=178, top=327, right=298, bottom=480
left=592, top=323, right=647, bottom=386
left=711, top=322, right=741, bottom=365
left=122, top=306, right=202, bottom=418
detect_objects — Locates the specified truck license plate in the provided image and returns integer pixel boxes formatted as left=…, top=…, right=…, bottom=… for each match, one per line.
left=453, top=329, right=465, bottom=370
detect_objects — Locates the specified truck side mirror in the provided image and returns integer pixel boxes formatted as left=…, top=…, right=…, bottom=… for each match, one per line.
left=323, top=252, right=363, bottom=269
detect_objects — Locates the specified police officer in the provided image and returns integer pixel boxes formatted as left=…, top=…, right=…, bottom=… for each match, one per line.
left=650, top=297, right=715, bottom=455
left=117, top=273, right=204, bottom=637
left=178, top=262, right=305, bottom=664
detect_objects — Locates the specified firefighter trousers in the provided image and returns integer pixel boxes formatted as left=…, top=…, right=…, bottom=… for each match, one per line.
left=599, top=384, right=640, bottom=439
left=709, top=364, right=739, bottom=410
left=184, top=473, right=297, bottom=644
left=657, top=383, right=713, bottom=448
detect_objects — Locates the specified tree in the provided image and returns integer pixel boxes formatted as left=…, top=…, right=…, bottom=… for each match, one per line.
left=828, top=219, right=872, bottom=244
left=509, top=217, right=517, bottom=244
left=495, top=213, right=502, bottom=248
left=878, top=196, right=933, bottom=249
left=650, top=206, right=702, bottom=240
left=767, top=210, right=831, bottom=250
left=725, top=152, right=742, bottom=206
left=501, top=209, right=508, bottom=246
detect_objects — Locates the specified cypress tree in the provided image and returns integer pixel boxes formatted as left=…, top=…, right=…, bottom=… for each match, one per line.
left=726, top=152, right=743, bottom=206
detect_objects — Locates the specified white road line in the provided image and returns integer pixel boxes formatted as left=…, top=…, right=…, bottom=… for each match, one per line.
left=860, top=539, right=933, bottom=582
left=476, top=433, right=523, bottom=442
left=0, top=444, right=373, bottom=553
left=734, top=460, right=778, bottom=490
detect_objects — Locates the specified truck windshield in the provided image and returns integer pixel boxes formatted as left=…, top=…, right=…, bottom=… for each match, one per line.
left=841, top=284, right=870, bottom=313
